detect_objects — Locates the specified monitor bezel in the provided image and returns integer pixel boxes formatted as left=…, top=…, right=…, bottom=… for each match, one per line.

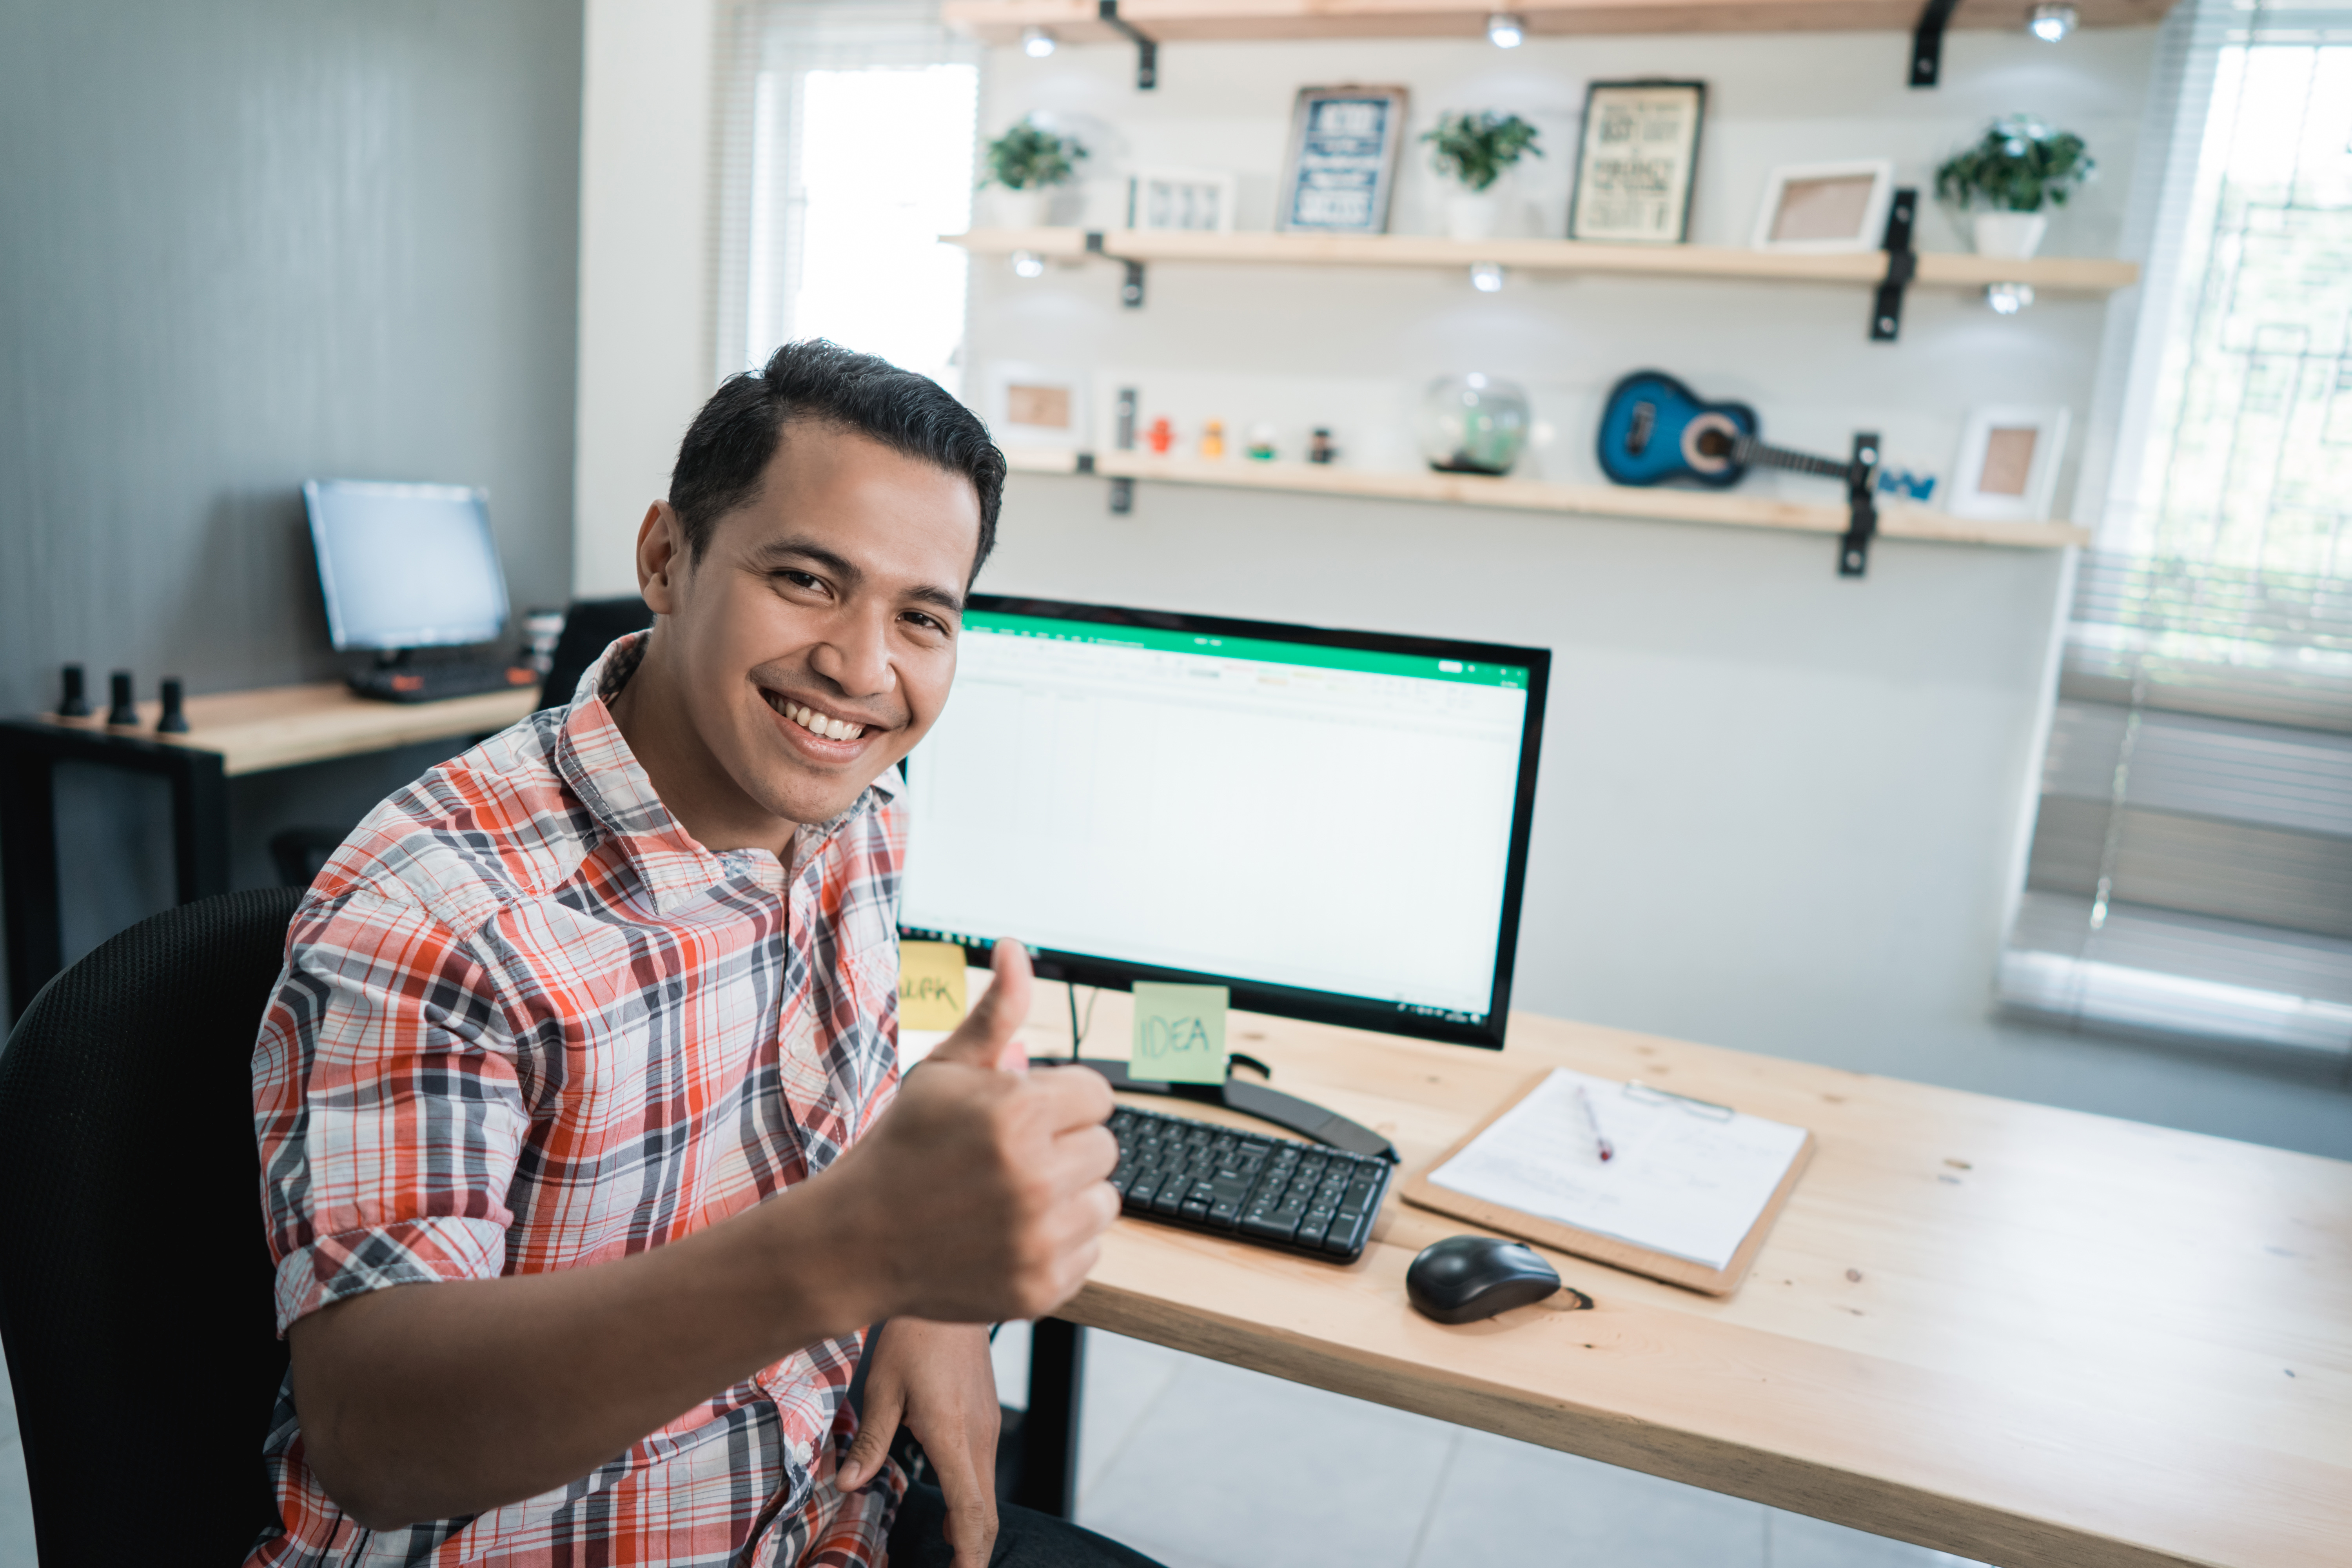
left=899, top=593, right=1551, bottom=1052
left=303, top=478, right=511, bottom=653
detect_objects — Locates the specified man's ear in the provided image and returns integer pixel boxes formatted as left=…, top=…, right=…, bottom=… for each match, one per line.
left=636, top=501, right=687, bottom=614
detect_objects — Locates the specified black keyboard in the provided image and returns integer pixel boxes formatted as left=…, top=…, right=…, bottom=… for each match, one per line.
left=347, top=661, right=540, bottom=704
left=1109, top=1105, right=1393, bottom=1262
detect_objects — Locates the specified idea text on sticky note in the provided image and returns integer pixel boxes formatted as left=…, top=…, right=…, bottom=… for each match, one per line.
left=898, top=940, right=968, bottom=1031
left=1131, top=982, right=1229, bottom=1084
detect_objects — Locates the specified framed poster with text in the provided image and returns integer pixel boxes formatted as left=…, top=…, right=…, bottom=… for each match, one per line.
left=1568, top=80, right=1706, bottom=244
left=1279, top=85, right=1410, bottom=235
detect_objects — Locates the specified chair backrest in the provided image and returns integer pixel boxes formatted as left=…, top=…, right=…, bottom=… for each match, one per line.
left=0, top=886, right=301, bottom=1567
left=539, top=595, right=654, bottom=712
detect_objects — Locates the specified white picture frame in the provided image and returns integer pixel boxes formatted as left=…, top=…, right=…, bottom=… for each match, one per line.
left=1749, top=159, right=1896, bottom=253
left=1127, top=167, right=1238, bottom=233
left=984, top=361, right=1089, bottom=452
left=1947, top=406, right=2071, bottom=521
left=1279, top=84, right=1410, bottom=235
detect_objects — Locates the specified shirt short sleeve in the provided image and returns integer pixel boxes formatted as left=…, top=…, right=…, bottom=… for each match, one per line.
left=253, top=886, right=531, bottom=1336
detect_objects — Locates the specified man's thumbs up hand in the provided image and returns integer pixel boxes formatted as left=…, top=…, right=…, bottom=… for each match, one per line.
left=924, top=938, right=1032, bottom=1074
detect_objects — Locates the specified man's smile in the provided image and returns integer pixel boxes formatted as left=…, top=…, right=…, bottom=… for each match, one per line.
left=761, top=686, right=891, bottom=752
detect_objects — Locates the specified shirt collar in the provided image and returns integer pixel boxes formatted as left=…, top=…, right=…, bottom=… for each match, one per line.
left=552, top=629, right=901, bottom=914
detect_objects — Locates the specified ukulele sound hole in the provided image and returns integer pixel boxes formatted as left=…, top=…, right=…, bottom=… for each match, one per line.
left=1626, top=402, right=1656, bottom=457
left=1693, top=428, right=1734, bottom=458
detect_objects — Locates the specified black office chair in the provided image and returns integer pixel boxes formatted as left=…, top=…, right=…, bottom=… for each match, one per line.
left=0, top=886, right=301, bottom=1566
left=540, top=595, right=654, bottom=712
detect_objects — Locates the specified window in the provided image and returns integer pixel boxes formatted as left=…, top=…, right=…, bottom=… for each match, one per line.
left=1999, top=0, right=2352, bottom=1060
left=716, top=2, right=980, bottom=392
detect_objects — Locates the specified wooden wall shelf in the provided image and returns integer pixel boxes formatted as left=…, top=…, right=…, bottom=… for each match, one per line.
left=1004, top=447, right=2092, bottom=550
left=943, top=0, right=2173, bottom=45
left=948, top=228, right=2140, bottom=296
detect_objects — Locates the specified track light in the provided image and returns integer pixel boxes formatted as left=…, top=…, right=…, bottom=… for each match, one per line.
left=1013, top=250, right=1045, bottom=279
left=1022, top=25, right=1057, bottom=57
left=1985, top=281, right=2036, bottom=315
left=2028, top=2, right=2077, bottom=42
left=1485, top=11, right=1526, bottom=47
left=1470, top=263, right=1506, bottom=293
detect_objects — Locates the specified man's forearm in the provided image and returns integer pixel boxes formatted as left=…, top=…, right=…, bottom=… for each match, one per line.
left=290, top=1173, right=881, bottom=1531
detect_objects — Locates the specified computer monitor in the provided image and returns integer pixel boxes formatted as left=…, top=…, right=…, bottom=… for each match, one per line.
left=899, top=596, right=1549, bottom=1051
left=303, top=479, right=510, bottom=653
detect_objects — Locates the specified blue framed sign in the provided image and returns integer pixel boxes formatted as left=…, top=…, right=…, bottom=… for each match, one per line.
left=1278, top=85, right=1409, bottom=235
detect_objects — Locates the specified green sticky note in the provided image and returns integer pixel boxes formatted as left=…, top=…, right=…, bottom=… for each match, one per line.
left=1130, top=983, right=1229, bottom=1085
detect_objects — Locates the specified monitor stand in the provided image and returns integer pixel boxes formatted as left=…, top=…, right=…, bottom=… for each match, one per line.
left=1072, top=1057, right=1397, bottom=1162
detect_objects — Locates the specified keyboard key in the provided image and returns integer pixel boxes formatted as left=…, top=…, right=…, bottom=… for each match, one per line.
left=1240, top=1211, right=1298, bottom=1242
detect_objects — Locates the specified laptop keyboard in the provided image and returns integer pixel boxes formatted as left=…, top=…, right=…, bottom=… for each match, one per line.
left=1109, top=1104, right=1392, bottom=1263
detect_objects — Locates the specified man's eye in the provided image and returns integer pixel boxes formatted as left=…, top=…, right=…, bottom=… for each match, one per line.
left=903, top=611, right=947, bottom=634
left=778, top=570, right=823, bottom=591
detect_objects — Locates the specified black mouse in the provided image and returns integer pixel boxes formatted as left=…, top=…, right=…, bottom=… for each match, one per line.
left=1406, top=1235, right=1563, bottom=1323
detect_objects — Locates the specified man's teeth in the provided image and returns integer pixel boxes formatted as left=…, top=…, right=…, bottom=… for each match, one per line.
left=777, top=697, right=864, bottom=741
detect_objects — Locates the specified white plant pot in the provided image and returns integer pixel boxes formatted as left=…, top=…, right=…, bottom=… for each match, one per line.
left=1445, top=192, right=1501, bottom=243
left=1973, top=212, right=2049, bottom=260
left=996, top=187, right=1053, bottom=229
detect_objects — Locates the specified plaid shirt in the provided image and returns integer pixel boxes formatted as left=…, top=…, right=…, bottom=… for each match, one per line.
left=249, top=632, right=908, bottom=1568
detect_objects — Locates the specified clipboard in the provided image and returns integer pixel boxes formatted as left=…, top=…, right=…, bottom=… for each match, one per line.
left=1401, top=1070, right=1815, bottom=1296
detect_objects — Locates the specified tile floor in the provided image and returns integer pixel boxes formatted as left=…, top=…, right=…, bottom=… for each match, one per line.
left=0, top=1329, right=1988, bottom=1567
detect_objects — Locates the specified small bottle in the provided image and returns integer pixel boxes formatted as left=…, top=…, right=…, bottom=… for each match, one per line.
left=56, top=663, right=92, bottom=718
left=156, top=677, right=191, bottom=734
left=1200, top=419, right=1225, bottom=459
left=1246, top=423, right=1278, bottom=462
left=106, top=670, right=140, bottom=728
left=1147, top=416, right=1174, bottom=455
left=1310, top=428, right=1339, bottom=465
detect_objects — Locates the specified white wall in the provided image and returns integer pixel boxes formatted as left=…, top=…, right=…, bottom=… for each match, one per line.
left=572, top=8, right=2352, bottom=1158
left=573, top=0, right=719, bottom=597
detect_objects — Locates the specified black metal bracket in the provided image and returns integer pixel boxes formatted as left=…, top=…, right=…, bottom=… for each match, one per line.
left=1840, top=432, right=1883, bottom=578
left=1098, top=1, right=1158, bottom=89
left=1909, top=0, right=1961, bottom=87
left=1083, top=230, right=1146, bottom=307
left=1869, top=187, right=1919, bottom=342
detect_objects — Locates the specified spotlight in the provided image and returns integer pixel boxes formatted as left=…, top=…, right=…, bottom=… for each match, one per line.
left=2028, top=2, right=2077, bottom=42
left=1022, top=24, right=1057, bottom=57
left=1013, top=250, right=1045, bottom=279
left=1985, top=281, right=2036, bottom=314
left=1485, top=11, right=1526, bottom=47
left=1470, top=263, right=1506, bottom=293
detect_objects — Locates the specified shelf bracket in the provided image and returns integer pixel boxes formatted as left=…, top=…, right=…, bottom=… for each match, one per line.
left=1098, top=0, right=1158, bottom=90
left=1084, top=231, right=1147, bottom=307
left=1840, top=432, right=1883, bottom=578
left=1909, top=0, right=1961, bottom=87
left=1869, top=188, right=1919, bottom=343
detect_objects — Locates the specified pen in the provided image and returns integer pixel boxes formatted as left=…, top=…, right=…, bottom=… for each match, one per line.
left=1572, top=1083, right=1614, bottom=1163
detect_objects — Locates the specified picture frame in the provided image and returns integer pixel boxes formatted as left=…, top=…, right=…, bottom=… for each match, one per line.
left=1947, top=406, right=2071, bottom=521
left=984, top=361, right=1089, bottom=452
left=1749, top=159, right=1896, bottom=253
left=1567, top=80, right=1706, bottom=244
left=1127, top=167, right=1238, bottom=233
left=1278, top=84, right=1410, bottom=235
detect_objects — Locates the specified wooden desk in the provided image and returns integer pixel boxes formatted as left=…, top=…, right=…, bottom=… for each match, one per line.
left=0, top=682, right=539, bottom=1013
left=1009, top=985, right=2350, bottom=1568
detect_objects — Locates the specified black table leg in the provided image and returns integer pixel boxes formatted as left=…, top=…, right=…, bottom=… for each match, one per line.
left=1013, top=1317, right=1085, bottom=1519
left=0, top=742, right=62, bottom=1022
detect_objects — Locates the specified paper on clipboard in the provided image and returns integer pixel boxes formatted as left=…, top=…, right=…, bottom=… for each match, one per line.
left=1425, top=1068, right=1809, bottom=1270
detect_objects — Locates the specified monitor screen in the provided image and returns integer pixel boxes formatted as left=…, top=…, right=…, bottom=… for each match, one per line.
left=899, top=596, right=1549, bottom=1049
left=303, top=479, right=510, bottom=652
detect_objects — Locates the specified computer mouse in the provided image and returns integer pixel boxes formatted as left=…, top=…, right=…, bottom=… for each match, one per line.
left=1406, top=1235, right=1563, bottom=1324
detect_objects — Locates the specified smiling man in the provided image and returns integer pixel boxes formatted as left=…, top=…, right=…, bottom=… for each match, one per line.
left=249, top=342, right=1159, bottom=1568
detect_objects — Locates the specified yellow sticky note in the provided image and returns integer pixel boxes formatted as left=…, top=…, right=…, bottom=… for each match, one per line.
left=898, top=940, right=968, bottom=1031
left=1130, top=983, right=1229, bottom=1085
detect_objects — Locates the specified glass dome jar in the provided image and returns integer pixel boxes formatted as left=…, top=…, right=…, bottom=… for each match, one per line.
left=1416, top=373, right=1531, bottom=476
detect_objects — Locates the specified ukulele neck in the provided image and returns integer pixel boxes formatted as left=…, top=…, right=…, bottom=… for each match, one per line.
left=1737, top=439, right=1860, bottom=484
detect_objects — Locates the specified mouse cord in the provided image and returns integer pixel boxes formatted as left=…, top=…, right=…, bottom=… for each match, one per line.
left=1065, top=982, right=1099, bottom=1062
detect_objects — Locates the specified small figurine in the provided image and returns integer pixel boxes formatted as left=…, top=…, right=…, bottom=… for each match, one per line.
left=1200, top=419, right=1226, bottom=459
left=1309, top=428, right=1339, bottom=465
left=1246, top=423, right=1278, bottom=462
left=1147, top=416, right=1174, bottom=455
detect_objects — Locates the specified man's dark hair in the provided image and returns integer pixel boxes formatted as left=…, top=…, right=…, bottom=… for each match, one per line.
left=668, top=339, right=1007, bottom=583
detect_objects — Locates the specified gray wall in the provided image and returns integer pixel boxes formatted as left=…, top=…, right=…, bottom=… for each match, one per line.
left=0, top=0, right=584, bottom=1001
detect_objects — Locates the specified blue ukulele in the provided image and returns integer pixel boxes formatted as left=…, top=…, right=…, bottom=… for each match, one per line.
left=1596, top=370, right=1860, bottom=490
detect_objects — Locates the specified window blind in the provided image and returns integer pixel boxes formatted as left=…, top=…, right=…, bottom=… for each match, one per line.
left=1998, top=3, right=2352, bottom=1060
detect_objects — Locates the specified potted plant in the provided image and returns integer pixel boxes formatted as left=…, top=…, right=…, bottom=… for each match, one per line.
left=1423, top=111, right=1542, bottom=242
left=1934, top=115, right=2094, bottom=260
left=982, top=117, right=1087, bottom=228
